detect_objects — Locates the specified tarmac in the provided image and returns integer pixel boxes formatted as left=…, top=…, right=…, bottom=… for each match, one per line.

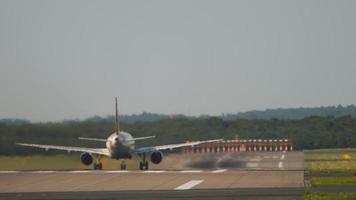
left=0, top=151, right=305, bottom=199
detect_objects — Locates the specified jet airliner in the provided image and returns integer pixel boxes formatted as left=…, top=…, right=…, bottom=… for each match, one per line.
left=16, top=98, right=222, bottom=170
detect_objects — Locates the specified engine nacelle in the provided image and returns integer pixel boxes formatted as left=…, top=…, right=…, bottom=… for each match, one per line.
left=80, top=152, right=93, bottom=166
left=150, top=151, right=163, bottom=164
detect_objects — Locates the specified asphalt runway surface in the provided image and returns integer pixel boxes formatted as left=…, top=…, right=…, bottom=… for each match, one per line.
left=0, top=151, right=305, bottom=200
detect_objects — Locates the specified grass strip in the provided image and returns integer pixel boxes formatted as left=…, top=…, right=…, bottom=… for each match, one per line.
left=311, top=177, right=356, bottom=187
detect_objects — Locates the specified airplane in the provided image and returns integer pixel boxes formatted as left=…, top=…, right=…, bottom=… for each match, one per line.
left=16, top=98, right=222, bottom=170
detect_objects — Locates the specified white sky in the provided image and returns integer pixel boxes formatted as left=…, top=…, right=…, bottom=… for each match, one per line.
left=1, top=0, right=356, bottom=121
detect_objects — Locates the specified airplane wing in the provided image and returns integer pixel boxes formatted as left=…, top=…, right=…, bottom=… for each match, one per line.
left=132, top=139, right=223, bottom=155
left=16, top=143, right=111, bottom=156
left=126, top=135, right=155, bottom=142
left=78, top=137, right=107, bottom=142
left=78, top=136, right=155, bottom=142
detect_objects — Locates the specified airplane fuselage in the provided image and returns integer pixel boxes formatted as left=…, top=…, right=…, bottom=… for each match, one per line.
left=106, top=131, right=135, bottom=159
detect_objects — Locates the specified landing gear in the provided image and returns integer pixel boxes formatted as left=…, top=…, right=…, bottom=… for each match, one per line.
left=93, top=162, right=102, bottom=170
left=120, top=160, right=126, bottom=170
left=139, top=161, right=149, bottom=170
left=93, top=156, right=102, bottom=170
left=139, top=154, right=149, bottom=170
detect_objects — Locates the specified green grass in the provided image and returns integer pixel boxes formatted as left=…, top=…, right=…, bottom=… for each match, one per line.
left=304, top=192, right=356, bottom=200
left=0, top=155, right=140, bottom=170
left=305, top=148, right=356, bottom=173
left=305, top=153, right=356, bottom=161
left=305, top=148, right=356, bottom=153
left=311, top=177, right=356, bottom=187
left=306, top=160, right=356, bottom=173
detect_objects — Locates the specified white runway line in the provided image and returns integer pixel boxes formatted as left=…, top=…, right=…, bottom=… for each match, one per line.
left=174, top=180, right=204, bottom=190
left=246, top=163, right=259, bottom=168
left=30, top=171, right=55, bottom=173
left=180, top=170, right=203, bottom=173
left=280, top=154, right=285, bottom=160
left=278, top=161, right=284, bottom=169
left=142, top=170, right=165, bottom=173
left=0, top=171, right=19, bottom=173
left=211, top=169, right=227, bottom=173
left=68, top=170, right=91, bottom=173
left=263, top=156, right=270, bottom=159
left=104, top=170, right=129, bottom=173
left=272, top=156, right=279, bottom=159
left=250, top=158, right=261, bottom=162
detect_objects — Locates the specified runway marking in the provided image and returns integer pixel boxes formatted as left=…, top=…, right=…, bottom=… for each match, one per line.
left=263, top=156, right=270, bottom=159
left=246, top=163, right=259, bottom=168
left=104, top=170, right=129, bottom=173
left=211, top=169, right=227, bottom=173
left=280, top=154, right=285, bottom=160
left=278, top=161, right=284, bottom=169
left=250, top=158, right=261, bottom=162
left=180, top=170, right=203, bottom=173
left=30, top=171, right=55, bottom=173
left=272, top=156, right=279, bottom=159
left=68, top=170, right=91, bottom=173
left=142, top=170, right=165, bottom=173
left=174, top=180, right=204, bottom=190
left=0, top=171, right=19, bottom=173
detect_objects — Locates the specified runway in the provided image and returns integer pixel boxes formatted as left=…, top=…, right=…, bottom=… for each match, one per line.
left=0, top=151, right=305, bottom=199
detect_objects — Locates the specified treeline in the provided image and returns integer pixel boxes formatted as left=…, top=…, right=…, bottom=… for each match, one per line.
left=3, top=105, right=355, bottom=125
left=83, top=105, right=356, bottom=122
left=223, top=105, right=356, bottom=120
left=1, top=116, right=356, bottom=155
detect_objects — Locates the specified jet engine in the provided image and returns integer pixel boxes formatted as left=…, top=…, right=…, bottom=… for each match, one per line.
left=150, top=151, right=163, bottom=164
left=80, top=152, right=93, bottom=165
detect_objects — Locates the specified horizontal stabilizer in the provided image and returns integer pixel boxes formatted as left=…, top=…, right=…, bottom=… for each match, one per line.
left=78, top=137, right=107, bottom=142
left=126, top=136, right=155, bottom=142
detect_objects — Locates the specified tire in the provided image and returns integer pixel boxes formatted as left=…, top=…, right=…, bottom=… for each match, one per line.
left=144, top=161, right=149, bottom=170
left=139, top=162, right=143, bottom=170
left=94, top=163, right=102, bottom=170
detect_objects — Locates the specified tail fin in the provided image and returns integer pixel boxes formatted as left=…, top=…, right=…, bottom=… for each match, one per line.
left=115, top=97, right=120, bottom=135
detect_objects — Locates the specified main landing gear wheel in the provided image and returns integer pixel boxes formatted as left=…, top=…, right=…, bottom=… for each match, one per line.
left=93, top=162, right=102, bottom=170
left=93, top=156, right=103, bottom=170
left=139, top=161, right=149, bottom=170
left=139, top=153, right=149, bottom=170
left=120, top=161, right=126, bottom=170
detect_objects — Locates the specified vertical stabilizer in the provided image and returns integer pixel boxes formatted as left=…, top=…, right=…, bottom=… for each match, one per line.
left=115, top=97, right=120, bottom=135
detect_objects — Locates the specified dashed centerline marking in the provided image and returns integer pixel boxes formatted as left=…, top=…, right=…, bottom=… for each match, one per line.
left=104, top=170, right=129, bottom=173
left=142, top=170, right=165, bottom=173
left=278, top=161, right=284, bottom=169
left=174, top=180, right=204, bottom=190
left=263, top=156, right=270, bottom=159
left=211, top=169, right=227, bottom=173
left=68, top=170, right=91, bottom=173
left=31, top=171, right=55, bottom=173
left=0, top=171, right=19, bottom=173
left=280, top=154, right=285, bottom=160
left=180, top=170, right=203, bottom=173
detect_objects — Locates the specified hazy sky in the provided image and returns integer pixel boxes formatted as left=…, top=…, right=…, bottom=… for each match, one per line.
left=1, top=0, right=356, bottom=121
